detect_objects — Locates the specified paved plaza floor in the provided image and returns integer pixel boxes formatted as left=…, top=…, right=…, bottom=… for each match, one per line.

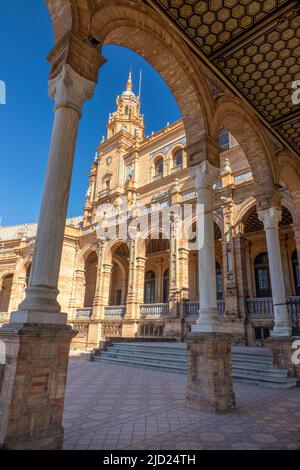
left=63, top=356, right=300, bottom=450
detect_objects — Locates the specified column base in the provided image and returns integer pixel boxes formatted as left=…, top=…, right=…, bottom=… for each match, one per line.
left=186, top=332, right=236, bottom=413
left=0, top=322, right=77, bottom=450
left=192, top=308, right=226, bottom=333
left=10, top=310, right=67, bottom=325
left=267, top=336, right=300, bottom=382
left=17, top=286, right=61, bottom=314
left=271, top=324, right=292, bottom=337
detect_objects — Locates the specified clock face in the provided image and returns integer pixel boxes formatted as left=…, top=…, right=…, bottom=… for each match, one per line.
left=106, top=156, right=112, bottom=166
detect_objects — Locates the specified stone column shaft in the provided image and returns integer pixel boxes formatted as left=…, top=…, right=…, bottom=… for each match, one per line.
left=126, top=239, right=138, bottom=319
left=258, top=207, right=291, bottom=336
left=92, top=243, right=104, bottom=319
left=190, top=161, right=223, bottom=333
left=12, top=65, right=95, bottom=325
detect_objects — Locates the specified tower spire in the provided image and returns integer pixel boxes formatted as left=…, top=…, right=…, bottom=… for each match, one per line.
left=126, top=67, right=133, bottom=92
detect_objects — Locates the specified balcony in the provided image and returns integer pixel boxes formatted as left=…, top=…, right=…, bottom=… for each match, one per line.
left=171, top=165, right=182, bottom=174
left=140, top=303, right=169, bottom=319
left=246, top=298, right=273, bottom=318
left=104, top=305, right=126, bottom=318
left=184, top=300, right=225, bottom=317
left=153, top=173, right=163, bottom=182
left=76, top=308, right=92, bottom=319
left=220, top=142, right=230, bottom=151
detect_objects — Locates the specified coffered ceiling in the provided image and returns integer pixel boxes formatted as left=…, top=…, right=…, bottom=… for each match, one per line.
left=147, top=0, right=300, bottom=155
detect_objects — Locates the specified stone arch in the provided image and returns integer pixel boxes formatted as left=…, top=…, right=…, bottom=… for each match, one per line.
left=102, top=238, right=129, bottom=265
left=277, top=152, right=300, bottom=194
left=212, top=97, right=275, bottom=190
left=240, top=202, right=294, bottom=235
left=234, top=198, right=257, bottom=233
left=93, top=1, right=214, bottom=146
left=76, top=243, right=99, bottom=271
left=45, top=0, right=88, bottom=43
left=46, top=0, right=215, bottom=156
left=181, top=213, right=224, bottom=246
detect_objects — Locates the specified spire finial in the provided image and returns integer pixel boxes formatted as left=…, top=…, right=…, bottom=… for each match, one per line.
left=126, top=67, right=133, bottom=91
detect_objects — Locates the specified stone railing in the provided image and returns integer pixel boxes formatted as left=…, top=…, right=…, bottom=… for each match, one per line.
left=246, top=298, right=274, bottom=318
left=218, top=300, right=225, bottom=317
left=76, top=308, right=92, bottom=319
left=247, top=297, right=300, bottom=319
left=104, top=305, right=126, bottom=318
left=287, top=296, right=300, bottom=318
left=184, top=300, right=225, bottom=317
left=171, top=165, right=182, bottom=173
left=140, top=303, right=169, bottom=319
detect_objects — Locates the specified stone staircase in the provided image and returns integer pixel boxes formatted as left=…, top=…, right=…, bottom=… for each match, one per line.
left=92, top=342, right=298, bottom=389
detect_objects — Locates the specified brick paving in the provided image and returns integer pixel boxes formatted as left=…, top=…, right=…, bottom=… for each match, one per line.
left=63, top=356, right=300, bottom=450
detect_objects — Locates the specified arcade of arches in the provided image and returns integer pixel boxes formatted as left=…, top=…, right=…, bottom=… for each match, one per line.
left=0, top=0, right=300, bottom=450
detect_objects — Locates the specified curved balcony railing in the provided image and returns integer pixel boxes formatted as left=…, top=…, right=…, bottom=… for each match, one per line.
left=140, top=303, right=169, bottom=319
left=104, top=305, right=126, bottom=318
left=184, top=300, right=225, bottom=317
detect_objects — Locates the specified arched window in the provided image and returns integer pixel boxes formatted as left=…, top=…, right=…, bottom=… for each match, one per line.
left=0, top=274, right=13, bottom=312
left=125, top=105, right=129, bottom=115
left=163, top=269, right=169, bottom=303
left=254, top=252, right=272, bottom=298
left=83, top=252, right=98, bottom=308
left=154, top=158, right=163, bottom=180
left=292, top=249, right=300, bottom=296
left=144, top=271, right=155, bottom=304
left=216, top=262, right=223, bottom=300
left=219, top=128, right=230, bottom=151
left=172, top=149, right=183, bottom=172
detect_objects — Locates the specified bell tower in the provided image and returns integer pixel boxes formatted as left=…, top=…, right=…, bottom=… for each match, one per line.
left=106, top=70, right=144, bottom=141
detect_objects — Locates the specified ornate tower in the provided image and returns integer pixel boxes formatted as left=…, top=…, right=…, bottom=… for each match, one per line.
left=106, top=71, right=144, bottom=141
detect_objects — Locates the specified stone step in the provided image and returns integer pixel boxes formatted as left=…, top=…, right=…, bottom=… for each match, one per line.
left=93, top=342, right=297, bottom=389
left=108, top=345, right=272, bottom=368
left=94, top=356, right=297, bottom=388
left=96, top=355, right=186, bottom=373
left=101, top=350, right=288, bottom=377
left=106, top=345, right=274, bottom=367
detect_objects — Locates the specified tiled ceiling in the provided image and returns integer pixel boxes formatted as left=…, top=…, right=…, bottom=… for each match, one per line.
left=147, top=0, right=300, bottom=155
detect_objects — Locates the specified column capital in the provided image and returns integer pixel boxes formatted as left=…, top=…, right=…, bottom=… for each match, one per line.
left=257, top=207, right=282, bottom=230
left=189, top=160, right=219, bottom=191
left=48, top=64, right=96, bottom=115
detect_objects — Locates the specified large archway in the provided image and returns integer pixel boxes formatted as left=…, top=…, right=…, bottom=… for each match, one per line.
left=212, top=97, right=275, bottom=193
left=46, top=0, right=215, bottom=166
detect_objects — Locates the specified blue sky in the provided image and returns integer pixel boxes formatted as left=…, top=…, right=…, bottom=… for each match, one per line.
left=0, top=1, right=180, bottom=227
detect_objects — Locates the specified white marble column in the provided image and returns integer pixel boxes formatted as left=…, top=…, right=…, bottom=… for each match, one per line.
left=190, top=161, right=224, bottom=332
left=11, top=65, right=95, bottom=325
left=258, top=207, right=291, bottom=336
